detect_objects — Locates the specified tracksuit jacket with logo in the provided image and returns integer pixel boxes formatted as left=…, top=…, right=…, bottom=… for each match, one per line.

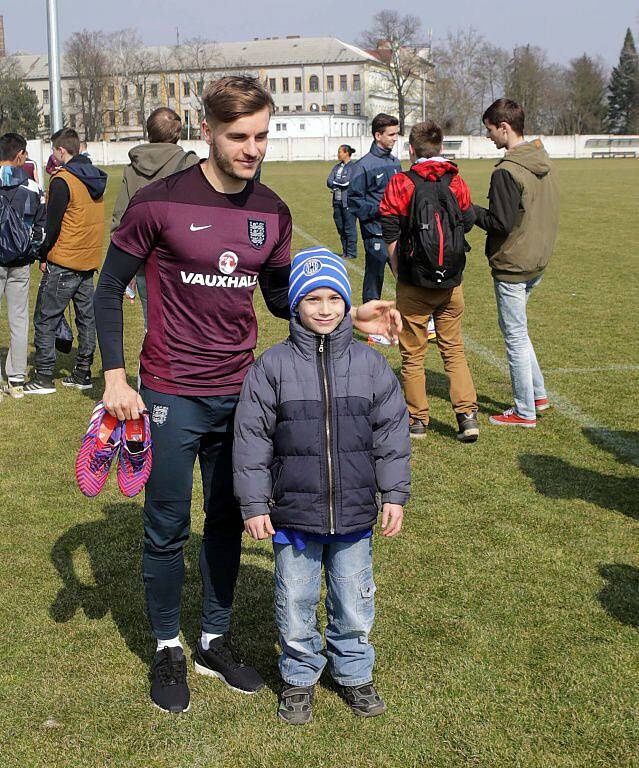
left=233, top=315, right=411, bottom=534
left=347, top=142, right=401, bottom=239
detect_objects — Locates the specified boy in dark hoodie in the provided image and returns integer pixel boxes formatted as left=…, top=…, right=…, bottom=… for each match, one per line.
left=25, top=128, right=108, bottom=395
left=111, top=108, right=200, bottom=327
left=380, top=120, right=479, bottom=443
left=473, top=99, right=559, bottom=428
left=233, top=247, right=410, bottom=724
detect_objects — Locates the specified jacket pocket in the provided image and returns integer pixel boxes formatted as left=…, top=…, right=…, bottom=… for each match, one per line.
left=269, top=461, right=284, bottom=505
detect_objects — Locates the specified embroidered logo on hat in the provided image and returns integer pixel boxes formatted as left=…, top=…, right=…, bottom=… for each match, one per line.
left=303, top=259, right=322, bottom=277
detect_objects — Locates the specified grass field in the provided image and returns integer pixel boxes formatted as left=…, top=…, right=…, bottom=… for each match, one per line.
left=0, top=158, right=638, bottom=768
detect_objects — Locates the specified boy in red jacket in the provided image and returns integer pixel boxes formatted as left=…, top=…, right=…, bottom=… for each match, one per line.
left=380, top=120, right=479, bottom=442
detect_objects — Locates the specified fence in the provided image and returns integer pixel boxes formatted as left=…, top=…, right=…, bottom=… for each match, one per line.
left=26, top=134, right=639, bottom=171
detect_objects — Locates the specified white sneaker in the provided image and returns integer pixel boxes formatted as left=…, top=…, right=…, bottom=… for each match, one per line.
left=367, top=334, right=391, bottom=346
left=427, top=317, right=436, bottom=342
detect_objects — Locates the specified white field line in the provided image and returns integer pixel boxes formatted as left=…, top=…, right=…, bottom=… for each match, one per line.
left=292, top=223, right=639, bottom=466
left=544, top=365, right=639, bottom=374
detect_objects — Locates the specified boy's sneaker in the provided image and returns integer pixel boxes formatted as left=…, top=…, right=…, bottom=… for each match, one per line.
left=409, top=418, right=427, bottom=439
left=427, top=317, right=437, bottom=342
left=194, top=634, right=264, bottom=694
left=456, top=411, right=479, bottom=442
left=150, top=646, right=190, bottom=713
left=535, top=397, right=551, bottom=413
left=367, top=334, right=391, bottom=346
left=75, top=403, right=123, bottom=497
left=278, top=685, right=314, bottom=725
left=6, top=379, right=24, bottom=399
left=337, top=682, right=387, bottom=717
left=489, top=408, right=536, bottom=428
left=62, top=368, right=93, bottom=390
left=23, top=373, right=56, bottom=395
left=117, top=412, right=153, bottom=497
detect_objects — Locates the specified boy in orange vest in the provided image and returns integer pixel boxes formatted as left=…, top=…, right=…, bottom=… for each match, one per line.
left=25, top=128, right=107, bottom=395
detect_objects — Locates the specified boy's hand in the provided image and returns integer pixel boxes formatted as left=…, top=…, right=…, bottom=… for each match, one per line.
left=380, top=503, right=403, bottom=537
left=351, top=301, right=402, bottom=344
left=244, top=514, right=275, bottom=541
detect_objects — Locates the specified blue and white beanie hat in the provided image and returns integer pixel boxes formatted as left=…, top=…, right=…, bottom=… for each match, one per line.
left=288, top=247, right=352, bottom=313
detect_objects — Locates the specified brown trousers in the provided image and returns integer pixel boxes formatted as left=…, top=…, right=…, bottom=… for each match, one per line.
left=396, top=280, right=477, bottom=424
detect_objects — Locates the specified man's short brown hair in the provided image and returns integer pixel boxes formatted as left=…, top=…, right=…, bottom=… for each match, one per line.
left=483, top=98, right=525, bottom=135
left=371, top=113, right=399, bottom=137
left=203, top=76, right=274, bottom=124
left=409, top=120, right=443, bottom=159
left=52, top=127, right=80, bottom=157
left=147, top=107, right=182, bottom=143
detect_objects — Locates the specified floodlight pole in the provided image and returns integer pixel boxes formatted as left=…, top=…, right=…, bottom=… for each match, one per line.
left=46, top=0, right=63, bottom=132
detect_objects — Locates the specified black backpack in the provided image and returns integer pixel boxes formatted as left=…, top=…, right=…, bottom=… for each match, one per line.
left=403, top=169, right=468, bottom=288
left=0, top=190, right=32, bottom=267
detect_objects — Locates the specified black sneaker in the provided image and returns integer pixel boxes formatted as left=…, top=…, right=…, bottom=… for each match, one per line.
left=194, top=634, right=264, bottom=694
left=23, top=373, right=56, bottom=395
left=278, top=685, right=314, bottom=724
left=61, top=369, right=93, bottom=390
left=456, top=411, right=479, bottom=443
left=150, top=646, right=190, bottom=713
left=409, top=418, right=427, bottom=439
left=337, top=682, right=387, bottom=717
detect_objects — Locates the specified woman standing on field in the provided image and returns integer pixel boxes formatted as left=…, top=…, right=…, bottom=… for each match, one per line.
left=327, top=144, right=358, bottom=260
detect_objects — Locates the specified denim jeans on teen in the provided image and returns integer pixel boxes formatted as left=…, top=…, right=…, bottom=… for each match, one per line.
left=274, top=536, right=376, bottom=687
left=493, top=276, right=547, bottom=420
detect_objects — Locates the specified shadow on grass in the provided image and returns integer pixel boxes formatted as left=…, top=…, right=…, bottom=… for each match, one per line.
left=49, top=503, right=279, bottom=687
left=597, top=564, right=639, bottom=628
left=519, top=454, right=638, bottom=520
left=583, top=427, right=639, bottom=468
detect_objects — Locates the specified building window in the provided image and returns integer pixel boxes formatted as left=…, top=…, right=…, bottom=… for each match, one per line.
left=340, top=103, right=348, bottom=114
left=276, top=122, right=288, bottom=131
left=137, top=83, right=143, bottom=98
left=353, top=74, right=361, bottom=90
left=43, top=89, right=49, bottom=105
left=309, top=102, right=319, bottom=112
left=269, top=78, right=277, bottom=92
left=340, top=75, right=347, bottom=91
left=137, top=110, right=143, bottom=125
left=108, top=85, right=115, bottom=101
left=326, top=75, right=334, bottom=91
left=151, top=83, right=158, bottom=98
left=282, top=77, right=289, bottom=93
left=184, top=109, right=190, bottom=125
left=68, top=88, right=76, bottom=104
left=122, top=111, right=129, bottom=126
left=69, top=113, right=76, bottom=128
left=295, top=104, right=303, bottom=111
left=354, top=103, right=362, bottom=116
left=169, top=82, right=175, bottom=98
left=309, top=75, right=319, bottom=92
left=295, top=77, right=302, bottom=92
left=109, top=110, right=116, bottom=127
left=282, top=105, right=290, bottom=112
left=327, top=104, right=334, bottom=113
left=122, top=85, right=128, bottom=100
left=300, top=123, right=305, bottom=131
left=183, top=81, right=190, bottom=97
left=196, top=80, right=203, bottom=96
left=43, top=115, right=50, bottom=129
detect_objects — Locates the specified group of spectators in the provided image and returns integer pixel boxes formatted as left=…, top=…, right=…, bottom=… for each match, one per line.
left=327, top=100, right=559, bottom=437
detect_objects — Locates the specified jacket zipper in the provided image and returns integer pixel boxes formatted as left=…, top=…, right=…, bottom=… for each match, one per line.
left=434, top=212, right=444, bottom=266
left=318, top=334, right=335, bottom=534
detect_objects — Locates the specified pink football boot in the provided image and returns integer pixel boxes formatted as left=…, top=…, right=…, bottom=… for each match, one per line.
left=76, top=403, right=123, bottom=497
left=117, top=412, right=153, bottom=497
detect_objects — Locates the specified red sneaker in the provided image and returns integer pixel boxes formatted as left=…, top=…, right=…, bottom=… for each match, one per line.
left=489, top=408, right=536, bottom=428
left=535, top=397, right=550, bottom=413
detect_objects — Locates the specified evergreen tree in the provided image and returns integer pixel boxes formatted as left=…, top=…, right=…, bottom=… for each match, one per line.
left=0, top=60, right=41, bottom=138
left=606, top=28, right=639, bottom=133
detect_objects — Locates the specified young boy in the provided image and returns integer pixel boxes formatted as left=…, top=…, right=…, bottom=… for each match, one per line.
left=233, top=247, right=410, bottom=724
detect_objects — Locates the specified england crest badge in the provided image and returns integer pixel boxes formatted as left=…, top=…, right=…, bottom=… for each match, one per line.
left=248, top=219, right=267, bottom=249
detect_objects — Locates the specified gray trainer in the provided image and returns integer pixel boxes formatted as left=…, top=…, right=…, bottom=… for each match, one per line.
left=337, top=682, right=387, bottom=717
left=277, top=685, right=314, bottom=725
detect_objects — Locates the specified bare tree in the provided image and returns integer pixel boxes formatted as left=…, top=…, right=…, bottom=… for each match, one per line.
left=360, top=10, right=430, bottom=133
left=505, top=45, right=552, bottom=133
left=65, top=30, right=110, bottom=140
left=175, top=38, right=219, bottom=137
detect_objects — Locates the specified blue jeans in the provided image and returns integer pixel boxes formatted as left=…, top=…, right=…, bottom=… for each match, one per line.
left=493, top=276, right=547, bottom=420
left=274, top=536, right=375, bottom=687
left=332, top=205, right=358, bottom=259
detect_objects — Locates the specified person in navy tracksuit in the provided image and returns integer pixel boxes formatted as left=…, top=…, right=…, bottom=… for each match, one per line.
left=326, top=145, right=358, bottom=260
left=347, top=114, right=401, bottom=306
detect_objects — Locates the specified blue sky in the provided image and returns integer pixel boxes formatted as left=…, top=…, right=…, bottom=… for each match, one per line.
left=2, top=0, right=635, bottom=67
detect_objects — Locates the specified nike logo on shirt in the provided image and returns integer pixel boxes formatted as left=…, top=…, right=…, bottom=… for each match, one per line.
left=190, top=224, right=212, bottom=231
left=376, top=173, right=384, bottom=179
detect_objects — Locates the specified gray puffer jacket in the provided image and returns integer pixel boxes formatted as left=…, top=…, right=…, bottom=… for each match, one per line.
left=233, top=315, right=410, bottom=534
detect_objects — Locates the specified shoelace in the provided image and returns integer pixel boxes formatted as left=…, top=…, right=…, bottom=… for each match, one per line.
left=125, top=446, right=147, bottom=471
left=155, top=650, right=187, bottom=686
left=210, top=639, right=244, bottom=669
left=89, top=445, right=117, bottom=474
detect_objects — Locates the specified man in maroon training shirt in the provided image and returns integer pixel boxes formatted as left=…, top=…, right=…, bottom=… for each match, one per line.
left=94, top=75, right=401, bottom=713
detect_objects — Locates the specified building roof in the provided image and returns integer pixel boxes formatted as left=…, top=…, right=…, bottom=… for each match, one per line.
left=13, top=36, right=383, bottom=81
